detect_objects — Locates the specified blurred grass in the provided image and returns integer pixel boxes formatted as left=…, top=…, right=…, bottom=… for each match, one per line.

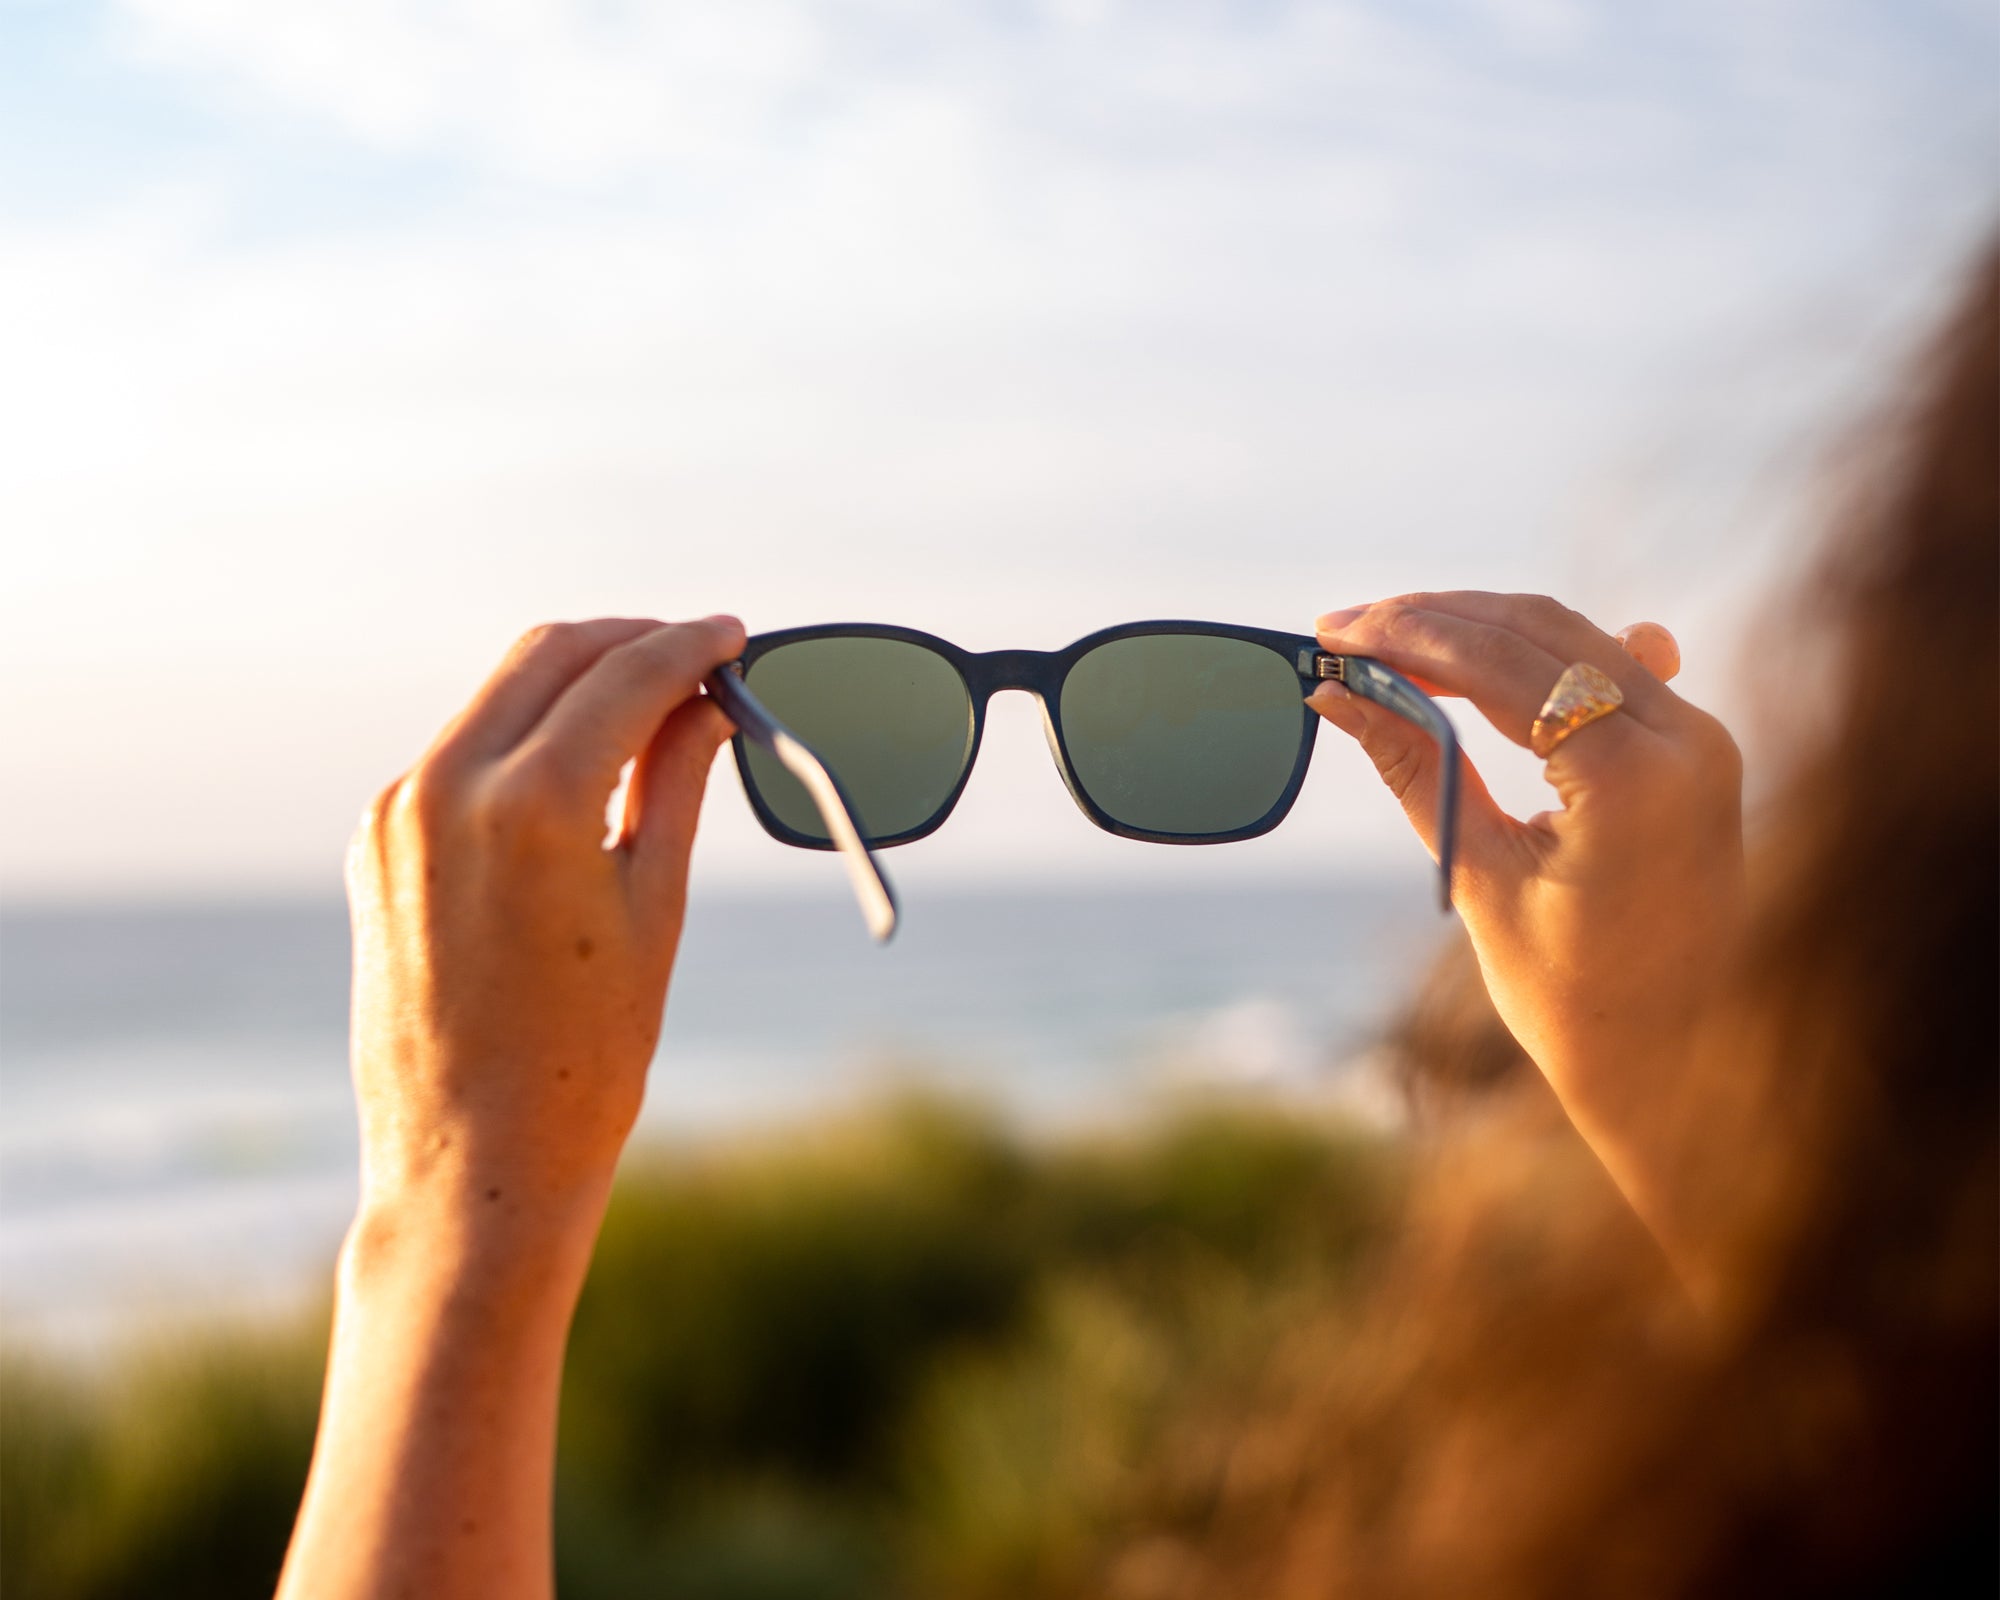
left=1, top=1096, right=1401, bottom=1600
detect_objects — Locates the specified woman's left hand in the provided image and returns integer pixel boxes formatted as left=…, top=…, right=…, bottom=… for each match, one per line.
left=1311, top=593, right=1744, bottom=1264
left=346, top=614, right=747, bottom=1243
left=281, top=613, right=745, bottom=1600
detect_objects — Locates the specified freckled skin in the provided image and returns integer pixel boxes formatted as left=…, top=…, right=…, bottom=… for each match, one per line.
left=279, top=615, right=746, bottom=1600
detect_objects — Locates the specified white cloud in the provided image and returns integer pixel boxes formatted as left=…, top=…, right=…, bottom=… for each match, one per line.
left=111, top=0, right=831, bottom=182
left=99, top=1, right=1985, bottom=197
left=2, top=1, right=1992, bottom=895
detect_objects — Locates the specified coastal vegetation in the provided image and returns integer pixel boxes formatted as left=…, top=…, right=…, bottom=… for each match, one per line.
left=1, top=1095, right=1401, bottom=1600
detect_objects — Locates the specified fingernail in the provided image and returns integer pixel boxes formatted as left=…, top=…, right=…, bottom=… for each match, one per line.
left=1306, top=679, right=1353, bottom=710
left=703, top=613, right=743, bottom=630
left=1316, top=606, right=1366, bottom=634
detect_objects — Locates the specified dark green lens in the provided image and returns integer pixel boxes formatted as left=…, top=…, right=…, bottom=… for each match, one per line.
left=743, top=637, right=974, bottom=842
left=1059, top=635, right=1304, bottom=835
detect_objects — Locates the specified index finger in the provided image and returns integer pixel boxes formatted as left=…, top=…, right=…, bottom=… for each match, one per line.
left=511, top=615, right=748, bottom=797
left=1316, top=601, right=1658, bottom=761
left=427, top=618, right=667, bottom=769
left=1336, top=592, right=1683, bottom=727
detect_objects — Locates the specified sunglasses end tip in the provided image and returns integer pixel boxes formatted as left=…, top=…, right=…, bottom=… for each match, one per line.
left=863, top=886, right=899, bottom=944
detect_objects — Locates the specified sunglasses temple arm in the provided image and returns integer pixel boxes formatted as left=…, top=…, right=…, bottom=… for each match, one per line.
left=1336, top=658, right=1461, bottom=912
left=703, top=668, right=900, bottom=944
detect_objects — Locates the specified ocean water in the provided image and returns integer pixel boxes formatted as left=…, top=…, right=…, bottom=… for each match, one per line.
left=0, top=879, right=1447, bottom=1353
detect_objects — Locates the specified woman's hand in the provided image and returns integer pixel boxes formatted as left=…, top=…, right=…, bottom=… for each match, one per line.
left=1310, top=594, right=1743, bottom=1266
left=347, top=613, right=745, bottom=1239
left=281, top=614, right=743, bottom=1600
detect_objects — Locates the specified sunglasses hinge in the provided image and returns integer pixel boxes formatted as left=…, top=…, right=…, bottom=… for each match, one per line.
left=1300, top=650, right=1346, bottom=684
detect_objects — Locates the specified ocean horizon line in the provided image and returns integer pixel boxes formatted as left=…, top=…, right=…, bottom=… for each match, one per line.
left=0, top=867, right=1435, bottom=919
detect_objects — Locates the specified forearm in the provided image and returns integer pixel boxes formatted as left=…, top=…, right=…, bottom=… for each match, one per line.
left=277, top=1191, right=604, bottom=1600
left=1527, top=1005, right=1726, bottom=1298
left=1485, top=888, right=1743, bottom=1294
left=281, top=615, right=736, bottom=1597
left=1549, top=1051, right=1701, bottom=1277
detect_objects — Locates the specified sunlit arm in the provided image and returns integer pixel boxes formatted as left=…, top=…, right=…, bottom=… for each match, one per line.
left=277, top=1195, right=601, bottom=1600
left=275, top=614, right=745, bottom=1600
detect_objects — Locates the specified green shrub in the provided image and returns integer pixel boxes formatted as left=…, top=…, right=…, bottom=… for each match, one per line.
left=562, top=1099, right=1038, bottom=1510
left=1, top=1329, right=325, bottom=1600
left=2, top=1096, right=1400, bottom=1600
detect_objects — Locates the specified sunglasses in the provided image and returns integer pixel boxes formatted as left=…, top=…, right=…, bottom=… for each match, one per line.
left=705, top=621, right=1460, bottom=941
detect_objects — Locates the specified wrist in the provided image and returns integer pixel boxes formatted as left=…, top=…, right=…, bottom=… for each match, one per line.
left=340, top=1170, right=609, bottom=1327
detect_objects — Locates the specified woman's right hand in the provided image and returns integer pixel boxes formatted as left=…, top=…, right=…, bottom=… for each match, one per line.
left=1309, top=594, right=1744, bottom=1266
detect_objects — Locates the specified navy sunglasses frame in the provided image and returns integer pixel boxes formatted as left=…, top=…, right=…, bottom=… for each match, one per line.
left=727, top=620, right=1461, bottom=908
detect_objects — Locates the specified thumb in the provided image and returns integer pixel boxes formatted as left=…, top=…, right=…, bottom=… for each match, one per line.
left=1308, top=680, right=1522, bottom=897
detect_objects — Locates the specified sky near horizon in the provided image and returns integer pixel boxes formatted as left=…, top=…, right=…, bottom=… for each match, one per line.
left=1, top=0, right=1994, bottom=902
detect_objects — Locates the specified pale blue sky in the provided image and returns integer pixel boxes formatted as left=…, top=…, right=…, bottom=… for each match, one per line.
left=2, top=0, right=1993, bottom=899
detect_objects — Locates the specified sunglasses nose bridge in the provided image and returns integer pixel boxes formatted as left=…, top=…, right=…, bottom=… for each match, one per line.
left=970, top=648, right=1060, bottom=698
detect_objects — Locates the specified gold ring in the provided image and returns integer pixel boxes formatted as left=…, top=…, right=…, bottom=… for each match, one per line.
left=1530, top=661, right=1625, bottom=759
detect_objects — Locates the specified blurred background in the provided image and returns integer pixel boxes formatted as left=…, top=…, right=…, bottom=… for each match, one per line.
left=1, top=1, right=1994, bottom=1594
